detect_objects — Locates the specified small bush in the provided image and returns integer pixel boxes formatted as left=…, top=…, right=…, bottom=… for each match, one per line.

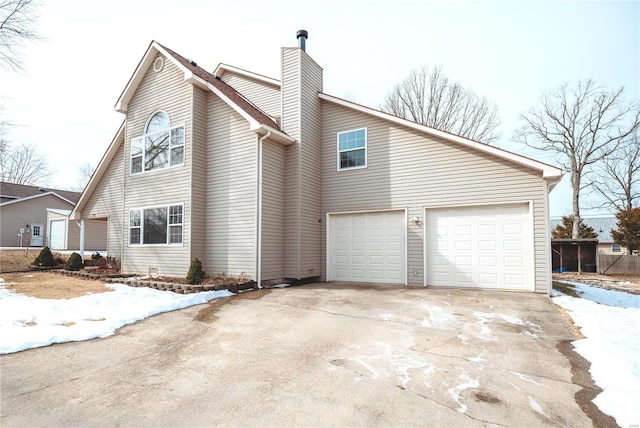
left=34, top=246, right=56, bottom=267
left=186, top=258, right=206, bottom=285
left=91, top=252, right=102, bottom=260
left=64, top=252, right=84, bottom=271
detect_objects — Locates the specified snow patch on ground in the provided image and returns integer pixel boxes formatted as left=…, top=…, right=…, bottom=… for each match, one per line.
left=0, top=282, right=233, bottom=354
left=553, top=284, right=640, bottom=427
left=528, top=396, right=550, bottom=418
left=447, top=373, right=479, bottom=413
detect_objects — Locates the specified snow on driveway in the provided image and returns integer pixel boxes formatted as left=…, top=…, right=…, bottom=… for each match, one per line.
left=553, top=280, right=640, bottom=428
left=1, top=275, right=638, bottom=426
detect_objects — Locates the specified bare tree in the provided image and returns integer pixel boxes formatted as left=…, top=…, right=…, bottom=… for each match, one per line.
left=0, top=142, right=52, bottom=185
left=0, top=0, right=40, bottom=72
left=590, top=133, right=640, bottom=211
left=381, top=66, right=500, bottom=144
left=514, top=79, right=640, bottom=238
left=67, top=162, right=95, bottom=192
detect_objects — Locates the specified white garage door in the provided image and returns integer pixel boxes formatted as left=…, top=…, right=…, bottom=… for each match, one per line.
left=328, top=211, right=405, bottom=284
left=49, top=220, right=65, bottom=250
left=426, top=204, right=533, bottom=290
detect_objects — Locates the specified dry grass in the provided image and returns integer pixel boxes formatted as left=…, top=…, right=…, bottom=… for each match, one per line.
left=0, top=249, right=68, bottom=272
left=0, top=272, right=112, bottom=299
left=553, top=272, right=640, bottom=294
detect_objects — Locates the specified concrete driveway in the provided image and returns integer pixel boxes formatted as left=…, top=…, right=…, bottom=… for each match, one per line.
left=1, top=283, right=607, bottom=427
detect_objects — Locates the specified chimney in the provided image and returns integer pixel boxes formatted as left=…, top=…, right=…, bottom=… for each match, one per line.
left=296, top=30, right=308, bottom=52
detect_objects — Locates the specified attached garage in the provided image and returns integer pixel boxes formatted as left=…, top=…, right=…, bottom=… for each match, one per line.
left=327, top=211, right=406, bottom=284
left=426, top=203, right=534, bottom=291
left=49, top=219, right=66, bottom=249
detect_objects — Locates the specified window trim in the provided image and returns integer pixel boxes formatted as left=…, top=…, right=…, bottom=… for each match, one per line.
left=611, top=243, right=622, bottom=253
left=128, top=203, right=184, bottom=246
left=130, top=111, right=185, bottom=175
left=336, top=127, right=367, bottom=171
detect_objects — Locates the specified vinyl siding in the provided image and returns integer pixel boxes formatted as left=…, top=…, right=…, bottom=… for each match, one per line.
left=281, top=48, right=301, bottom=278
left=0, top=196, right=74, bottom=247
left=281, top=48, right=323, bottom=279
left=321, top=103, right=550, bottom=292
left=82, top=144, right=125, bottom=260
left=61, top=220, right=108, bottom=251
left=190, top=86, right=208, bottom=263
left=205, top=93, right=257, bottom=278
left=220, top=72, right=281, bottom=118
left=122, top=54, right=192, bottom=276
left=261, top=140, right=285, bottom=280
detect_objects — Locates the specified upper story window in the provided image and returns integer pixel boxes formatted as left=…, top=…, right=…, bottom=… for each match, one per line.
left=131, top=111, right=185, bottom=175
left=129, top=204, right=183, bottom=246
left=337, top=128, right=367, bottom=171
left=611, top=243, right=621, bottom=253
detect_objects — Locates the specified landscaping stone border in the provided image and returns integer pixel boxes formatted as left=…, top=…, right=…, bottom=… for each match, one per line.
left=54, top=270, right=257, bottom=294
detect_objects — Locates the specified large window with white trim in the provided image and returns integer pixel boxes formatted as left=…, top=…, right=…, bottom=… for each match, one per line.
left=337, top=128, right=367, bottom=170
left=131, top=111, right=185, bottom=174
left=129, top=204, right=183, bottom=245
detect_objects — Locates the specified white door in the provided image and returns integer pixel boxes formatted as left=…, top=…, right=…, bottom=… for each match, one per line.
left=30, top=223, right=44, bottom=247
left=426, top=204, right=533, bottom=290
left=49, top=220, right=65, bottom=249
left=328, top=211, right=405, bottom=284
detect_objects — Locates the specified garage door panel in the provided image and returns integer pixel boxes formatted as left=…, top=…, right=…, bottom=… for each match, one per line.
left=427, top=204, right=532, bottom=290
left=329, top=211, right=405, bottom=284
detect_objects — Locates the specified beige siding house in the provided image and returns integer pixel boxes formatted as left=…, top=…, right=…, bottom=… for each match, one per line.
left=0, top=183, right=81, bottom=248
left=72, top=33, right=562, bottom=293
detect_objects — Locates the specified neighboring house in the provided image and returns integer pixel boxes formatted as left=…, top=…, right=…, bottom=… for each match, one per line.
left=72, top=33, right=563, bottom=293
left=46, top=208, right=107, bottom=251
left=0, top=182, right=80, bottom=247
left=549, top=216, right=623, bottom=255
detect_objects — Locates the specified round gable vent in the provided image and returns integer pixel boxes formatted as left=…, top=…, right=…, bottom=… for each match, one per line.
left=153, top=57, right=164, bottom=73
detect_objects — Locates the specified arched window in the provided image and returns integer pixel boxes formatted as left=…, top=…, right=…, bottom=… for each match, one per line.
left=145, top=111, right=170, bottom=134
left=130, top=111, right=184, bottom=174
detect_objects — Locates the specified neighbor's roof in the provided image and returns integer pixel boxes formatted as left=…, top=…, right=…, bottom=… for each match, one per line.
left=549, top=216, right=617, bottom=243
left=0, top=182, right=80, bottom=205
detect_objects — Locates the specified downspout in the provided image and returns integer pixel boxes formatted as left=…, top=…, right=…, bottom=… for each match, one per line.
left=256, top=131, right=271, bottom=289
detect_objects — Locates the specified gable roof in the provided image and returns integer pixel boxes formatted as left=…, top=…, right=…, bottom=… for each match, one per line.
left=213, top=63, right=281, bottom=87
left=70, top=122, right=125, bottom=220
left=318, top=93, right=563, bottom=184
left=115, top=41, right=293, bottom=145
left=0, top=182, right=80, bottom=206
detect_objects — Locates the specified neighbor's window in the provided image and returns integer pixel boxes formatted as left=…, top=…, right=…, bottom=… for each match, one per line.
left=337, top=128, right=367, bottom=170
left=129, top=204, right=183, bottom=245
left=130, top=111, right=185, bottom=174
left=611, top=244, right=621, bottom=253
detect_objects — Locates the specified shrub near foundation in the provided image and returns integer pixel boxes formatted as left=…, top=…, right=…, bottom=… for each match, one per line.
left=186, top=258, right=206, bottom=285
left=34, top=246, right=56, bottom=267
left=64, top=252, right=84, bottom=271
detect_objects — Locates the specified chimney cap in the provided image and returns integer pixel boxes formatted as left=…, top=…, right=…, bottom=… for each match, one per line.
left=296, top=30, right=308, bottom=40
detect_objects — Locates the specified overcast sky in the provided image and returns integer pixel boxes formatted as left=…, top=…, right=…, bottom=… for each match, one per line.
left=1, top=0, right=638, bottom=217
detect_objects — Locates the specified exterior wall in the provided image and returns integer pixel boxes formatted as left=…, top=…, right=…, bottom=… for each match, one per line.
left=82, top=144, right=125, bottom=261
left=122, top=54, right=192, bottom=276
left=64, top=220, right=108, bottom=251
left=261, top=140, right=286, bottom=280
left=597, top=243, right=625, bottom=255
left=204, top=93, right=257, bottom=278
left=0, top=196, right=74, bottom=247
left=219, top=72, right=281, bottom=119
left=321, top=102, right=551, bottom=292
left=281, top=47, right=323, bottom=279
left=190, top=86, right=208, bottom=263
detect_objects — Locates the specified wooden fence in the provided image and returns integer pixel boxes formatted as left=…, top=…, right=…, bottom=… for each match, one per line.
left=598, top=254, right=640, bottom=275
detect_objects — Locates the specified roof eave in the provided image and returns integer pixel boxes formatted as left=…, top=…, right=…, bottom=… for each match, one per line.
left=71, top=122, right=125, bottom=220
